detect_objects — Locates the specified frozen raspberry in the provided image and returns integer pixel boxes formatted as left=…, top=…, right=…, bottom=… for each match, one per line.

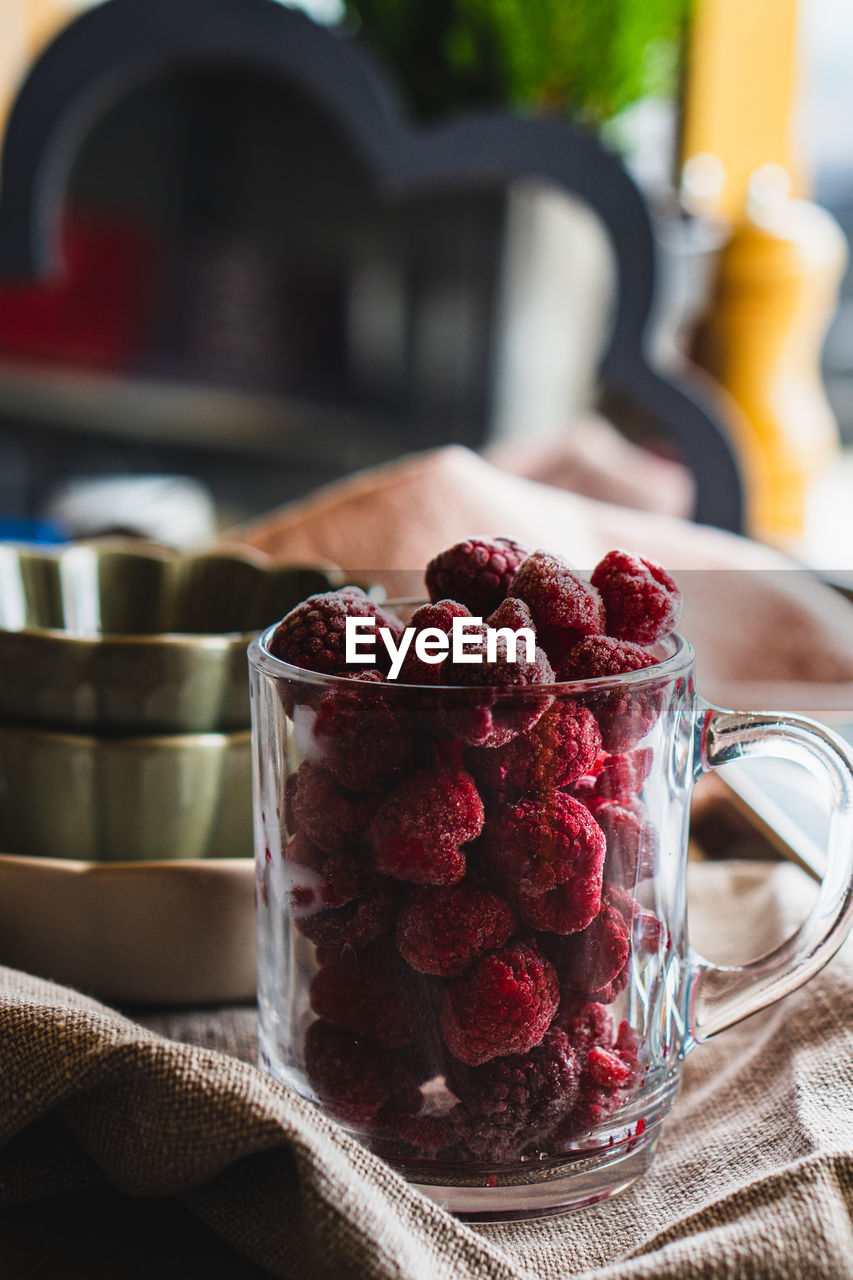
left=425, top=536, right=529, bottom=615
left=447, top=1027, right=581, bottom=1159
left=345, top=589, right=406, bottom=638
left=592, top=802, right=657, bottom=887
left=573, top=1028, right=642, bottom=1125
left=485, top=596, right=536, bottom=634
left=284, top=831, right=324, bottom=871
left=594, top=749, right=653, bottom=802
left=303, top=1022, right=393, bottom=1127
left=291, top=762, right=381, bottom=853
left=292, top=847, right=365, bottom=911
left=285, top=839, right=358, bottom=921
left=601, top=688, right=663, bottom=752
left=396, top=881, right=516, bottom=977
left=591, top=549, right=682, bottom=644
left=589, top=960, right=630, bottom=1006
left=509, top=551, right=605, bottom=668
left=551, top=1002, right=645, bottom=1137
left=518, top=878, right=604, bottom=936
left=393, top=1109, right=470, bottom=1160
left=563, top=635, right=657, bottom=681
left=369, top=767, right=484, bottom=885
left=637, top=910, right=666, bottom=954
left=555, top=998, right=614, bottom=1051
left=283, top=769, right=300, bottom=832
left=427, top=736, right=467, bottom=772
left=303, top=1021, right=422, bottom=1128
left=441, top=942, right=559, bottom=1066
left=396, top=600, right=471, bottom=686
left=612, top=1019, right=644, bottom=1086
left=296, top=870, right=398, bottom=948
left=335, top=586, right=407, bottom=649
left=548, top=1003, right=614, bottom=1136
left=306, top=676, right=412, bottom=791
left=309, top=940, right=428, bottom=1049
left=485, top=792, right=605, bottom=935
left=543, top=884, right=637, bottom=1002
left=466, top=699, right=601, bottom=803
left=441, top=632, right=554, bottom=749
left=270, top=587, right=399, bottom=675
left=567, top=1081, right=624, bottom=1134
left=588, top=1045, right=631, bottom=1087
left=562, top=636, right=662, bottom=750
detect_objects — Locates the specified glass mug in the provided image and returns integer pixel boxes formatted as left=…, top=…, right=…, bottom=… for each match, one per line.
left=248, top=624, right=853, bottom=1221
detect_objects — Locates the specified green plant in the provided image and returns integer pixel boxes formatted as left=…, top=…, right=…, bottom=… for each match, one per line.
left=344, top=0, right=692, bottom=124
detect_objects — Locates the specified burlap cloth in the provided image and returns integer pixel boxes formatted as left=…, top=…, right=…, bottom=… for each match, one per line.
left=3, top=860, right=852, bottom=1278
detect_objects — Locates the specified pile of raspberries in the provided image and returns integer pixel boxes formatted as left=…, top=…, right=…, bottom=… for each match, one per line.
left=267, top=537, right=681, bottom=1163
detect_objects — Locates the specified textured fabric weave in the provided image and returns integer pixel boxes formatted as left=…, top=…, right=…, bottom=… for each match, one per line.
left=2, top=861, right=852, bottom=1278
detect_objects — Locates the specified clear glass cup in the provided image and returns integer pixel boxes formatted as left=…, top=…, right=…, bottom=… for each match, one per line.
left=248, top=622, right=853, bottom=1221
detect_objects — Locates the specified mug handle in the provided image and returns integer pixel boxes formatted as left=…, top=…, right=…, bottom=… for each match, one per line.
left=686, top=698, right=853, bottom=1042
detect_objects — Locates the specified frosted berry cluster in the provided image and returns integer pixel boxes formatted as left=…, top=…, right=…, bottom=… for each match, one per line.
left=265, top=538, right=682, bottom=1163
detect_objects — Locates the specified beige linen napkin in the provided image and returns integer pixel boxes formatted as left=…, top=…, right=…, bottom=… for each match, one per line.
left=483, top=414, right=695, bottom=520
left=3, top=861, right=853, bottom=1279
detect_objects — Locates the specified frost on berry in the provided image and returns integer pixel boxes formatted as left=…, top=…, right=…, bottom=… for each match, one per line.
left=425, top=536, right=530, bottom=615
left=290, top=762, right=382, bottom=853
left=284, top=830, right=325, bottom=872
left=591, top=549, right=682, bottom=644
left=562, top=636, right=662, bottom=751
left=554, top=997, right=614, bottom=1051
left=441, top=633, right=554, bottom=749
left=592, top=801, right=658, bottom=888
left=295, top=862, right=399, bottom=948
left=309, top=940, right=429, bottom=1049
left=447, top=1026, right=581, bottom=1159
left=485, top=596, right=536, bottom=634
left=466, top=698, right=601, bottom=804
left=543, top=884, right=638, bottom=1003
left=612, top=1019, right=644, bottom=1086
left=396, top=881, right=515, bottom=977
left=564, top=635, right=657, bottom=681
left=305, top=676, right=412, bottom=791
left=485, top=791, right=605, bottom=934
left=587, top=1045, right=632, bottom=1087
left=290, top=846, right=364, bottom=911
left=270, top=587, right=398, bottom=676
left=369, top=767, right=484, bottom=885
left=509, top=550, right=605, bottom=669
left=550, top=1001, right=645, bottom=1140
left=518, top=877, right=604, bottom=937
left=303, top=1021, right=423, bottom=1128
left=441, top=942, right=560, bottom=1066
left=396, top=600, right=471, bottom=686
left=593, top=749, right=653, bottom=803
left=393, top=1110, right=470, bottom=1161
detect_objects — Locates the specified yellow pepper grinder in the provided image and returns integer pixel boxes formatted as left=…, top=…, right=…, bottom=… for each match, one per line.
left=694, top=164, right=848, bottom=545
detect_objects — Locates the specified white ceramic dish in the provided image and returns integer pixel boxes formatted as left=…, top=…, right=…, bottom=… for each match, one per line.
left=0, top=853, right=256, bottom=1005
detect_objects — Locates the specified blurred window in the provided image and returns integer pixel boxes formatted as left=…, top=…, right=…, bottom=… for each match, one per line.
left=800, top=0, right=853, bottom=442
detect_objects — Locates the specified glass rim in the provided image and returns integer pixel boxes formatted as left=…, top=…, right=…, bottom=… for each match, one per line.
left=248, top=623, right=695, bottom=694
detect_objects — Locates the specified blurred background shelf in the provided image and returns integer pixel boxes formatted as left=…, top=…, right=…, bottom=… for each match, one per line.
left=0, top=361, right=406, bottom=463
left=0, top=361, right=417, bottom=526
left=0, top=0, right=850, bottom=552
